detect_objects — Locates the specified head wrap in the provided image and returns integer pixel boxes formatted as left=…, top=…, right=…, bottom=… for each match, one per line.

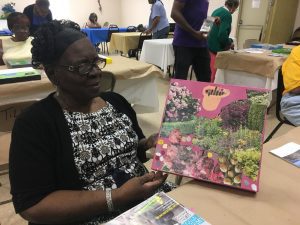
left=54, top=28, right=86, bottom=59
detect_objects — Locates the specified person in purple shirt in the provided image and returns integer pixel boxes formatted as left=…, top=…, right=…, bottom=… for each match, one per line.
left=171, top=0, right=211, bottom=81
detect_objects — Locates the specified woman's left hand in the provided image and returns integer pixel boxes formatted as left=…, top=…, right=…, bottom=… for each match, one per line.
left=145, top=133, right=159, bottom=149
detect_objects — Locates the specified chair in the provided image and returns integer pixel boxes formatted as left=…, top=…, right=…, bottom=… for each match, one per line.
left=100, top=71, right=116, bottom=92
left=291, top=27, right=300, bottom=41
left=264, top=67, right=295, bottom=143
left=243, top=39, right=260, bottom=49
left=0, top=100, right=38, bottom=179
left=169, top=23, right=175, bottom=33
left=103, top=21, right=109, bottom=28
left=104, top=25, right=119, bottom=55
left=126, top=26, right=137, bottom=32
left=286, top=27, right=300, bottom=45
left=135, top=32, right=152, bottom=60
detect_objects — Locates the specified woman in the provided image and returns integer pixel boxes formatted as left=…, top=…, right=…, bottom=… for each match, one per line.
left=281, top=45, right=300, bottom=126
left=23, top=0, right=52, bottom=35
left=9, top=20, right=172, bottom=225
left=0, top=12, right=31, bottom=66
left=145, top=0, right=169, bottom=39
left=207, top=0, right=239, bottom=82
left=86, top=13, right=101, bottom=28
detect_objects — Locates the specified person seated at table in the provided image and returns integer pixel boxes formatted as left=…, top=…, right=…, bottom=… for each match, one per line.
left=9, top=19, right=175, bottom=225
left=23, top=0, right=52, bottom=35
left=85, top=12, right=102, bottom=28
left=0, top=12, right=32, bottom=66
left=207, top=0, right=239, bottom=82
left=280, top=45, right=300, bottom=126
left=145, top=0, right=170, bottom=39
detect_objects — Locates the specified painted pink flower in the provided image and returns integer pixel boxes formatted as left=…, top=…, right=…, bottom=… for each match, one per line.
left=168, top=129, right=182, bottom=144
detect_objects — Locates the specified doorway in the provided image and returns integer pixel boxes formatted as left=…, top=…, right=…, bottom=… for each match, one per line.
left=236, top=0, right=271, bottom=49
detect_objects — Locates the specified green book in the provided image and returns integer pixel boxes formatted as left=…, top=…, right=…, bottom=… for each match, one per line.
left=6, top=59, right=32, bottom=68
left=0, top=67, right=41, bottom=85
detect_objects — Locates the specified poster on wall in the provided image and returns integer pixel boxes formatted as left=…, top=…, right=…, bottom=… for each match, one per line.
left=252, top=0, right=261, bottom=8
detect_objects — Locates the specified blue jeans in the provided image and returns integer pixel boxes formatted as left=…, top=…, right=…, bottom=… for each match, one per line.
left=153, top=26, right=170, bottom=39
left=281, top=93, right=300, bottom=126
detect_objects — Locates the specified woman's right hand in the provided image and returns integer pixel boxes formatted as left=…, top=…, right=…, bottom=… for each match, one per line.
left=114, top=172, right=168, bottom=208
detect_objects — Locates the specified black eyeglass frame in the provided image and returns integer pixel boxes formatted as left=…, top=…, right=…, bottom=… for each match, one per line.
left=58, top=57, right=106, bottom=76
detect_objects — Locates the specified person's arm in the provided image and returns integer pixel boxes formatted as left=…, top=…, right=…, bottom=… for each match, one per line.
left=20, top=173, right=167, bottom=224
left=217, top=15, right=233, bottom=50
left=171, top=0, right=206, bottom=40
left=145, top=17, right=160, bottom=34
left=138, top=133, right=158, bottom=158
left=0, top=39, right=5, bottom=65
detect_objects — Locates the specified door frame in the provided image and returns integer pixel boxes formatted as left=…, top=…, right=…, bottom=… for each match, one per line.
left=236, top=0, right=274, bottom=47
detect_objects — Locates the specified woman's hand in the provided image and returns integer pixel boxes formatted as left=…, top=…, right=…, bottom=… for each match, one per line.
left=144, top=29, right=152, bottom=35
left=145, top=133, right=159, bottom=149
left=114, top=172, right=168, bottom=208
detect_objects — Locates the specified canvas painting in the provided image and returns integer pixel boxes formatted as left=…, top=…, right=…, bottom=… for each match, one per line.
left=152, top=79, right=270, bottom=192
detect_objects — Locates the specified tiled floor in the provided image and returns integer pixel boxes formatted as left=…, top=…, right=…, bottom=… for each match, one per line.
left=0, top=76, right=295, bottom=225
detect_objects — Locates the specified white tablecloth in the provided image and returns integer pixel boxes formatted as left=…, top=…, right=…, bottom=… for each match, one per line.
left=214, top=69, right=278, bottom=90
left=214, top=69, right=278, bottom=104
left=139, top=39, right=174, bottom=75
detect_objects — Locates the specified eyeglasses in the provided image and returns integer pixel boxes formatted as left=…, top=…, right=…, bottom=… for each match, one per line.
left=58, top=57, right=106, bottom=76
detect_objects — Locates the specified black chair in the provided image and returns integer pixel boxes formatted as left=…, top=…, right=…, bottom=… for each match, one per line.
left=100, top=71, right=116, bottom=92
left=169, top=23, right=175, bottom=32
left=291, top=27, right=300, bottom=41
left=104, top=24, right=119, bottom=55
left=286, top=27, right=300, bottom=45
left=168, top=23, right=175, bottom=38
left=126, top=26, right=137, bottom=32
left=264, top=67, right=295, bottom=143
left=135, top=33, right=152, bottom=60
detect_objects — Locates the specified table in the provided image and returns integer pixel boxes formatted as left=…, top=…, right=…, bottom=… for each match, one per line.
left=139, top=38, right=174, bottom=75
left=214, top=49, right=288, bottom=91
left=81, top=28, right=127, bottom=45
left=0, top=66, right=55, bottom=106
left=168, top=126, right=300, bottom=225
left=0, top=56, right=164, bottom=114
left=109, top=32, right=141, bottom=54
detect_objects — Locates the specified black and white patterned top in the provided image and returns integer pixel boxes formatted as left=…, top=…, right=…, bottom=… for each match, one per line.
left=63, top=102, right=148, bottom=224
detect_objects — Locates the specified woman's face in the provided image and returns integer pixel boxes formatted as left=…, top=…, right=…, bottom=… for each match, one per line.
left=54, top=38, right=103, bottom=102
left=12, top=16, right=30, bottom=41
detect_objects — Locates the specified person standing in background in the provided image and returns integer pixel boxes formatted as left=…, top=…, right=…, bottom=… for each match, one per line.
left=23, top=0, right=52, bottom=35
left=145, top=0, right=170, bottom=39
left=208, top=0, right=239, bottom=82
left=171, top=0, right=211, bottom=81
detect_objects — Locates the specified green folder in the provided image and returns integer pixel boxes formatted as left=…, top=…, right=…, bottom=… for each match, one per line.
left=6, top=59, right=32, bottom=68
left=0, top=67, right=41, bottom=85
